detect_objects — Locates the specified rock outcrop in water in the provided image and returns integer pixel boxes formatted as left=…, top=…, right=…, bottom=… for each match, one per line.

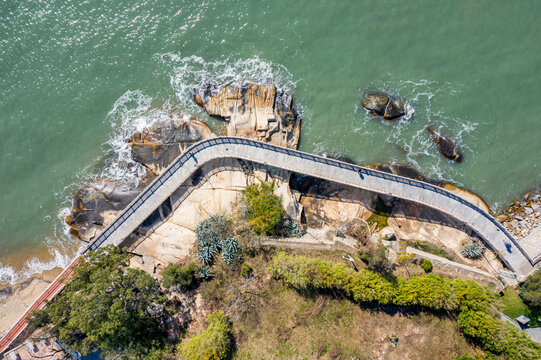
left=128, top=117, right=216, bottom=175
left=64, top=176, right=154, bottom=241
left=192, top=81, right=301, bottom=149
left=362, top=93, right=407, bottom=120
left=426, top=127, right=463, bottom=163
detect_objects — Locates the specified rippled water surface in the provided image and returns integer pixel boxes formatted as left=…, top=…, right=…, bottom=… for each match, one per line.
left=1, top=0, right=540, bottom=283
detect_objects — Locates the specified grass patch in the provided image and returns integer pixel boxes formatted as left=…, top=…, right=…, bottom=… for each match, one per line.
left=409, top=240, right=455, bottom=261
left=501, top=287, right=541, bottom=327
left=367, top=197, right=392, bottom=230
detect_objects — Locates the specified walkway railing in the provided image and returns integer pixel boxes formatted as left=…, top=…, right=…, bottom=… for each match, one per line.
left=83, top=136, right=533, bottom=266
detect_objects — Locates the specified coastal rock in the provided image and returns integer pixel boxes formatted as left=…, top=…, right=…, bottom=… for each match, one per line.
left=192, top=82, right=301, bottom=149
left=426, top=128, right=463, bottom=163
left=129, top=117, right=216, bottom=175
left=362, top=93, right=407, bottom=120
left=65, top=174, right=155, bottom=242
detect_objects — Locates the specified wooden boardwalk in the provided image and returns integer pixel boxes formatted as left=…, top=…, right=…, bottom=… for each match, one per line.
left=1, top=136, right=538, bottom=355
left=0, top=257, right=82, bottom=354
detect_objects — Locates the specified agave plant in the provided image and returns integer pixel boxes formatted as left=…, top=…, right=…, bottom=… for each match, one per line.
left=286, top=220, right=303, bottom=238
left=461, top=242, right=484, bottom=259
left=196, top=215, right=230, bottom=246
left=197, top=266, right=213, bottom=280
left=197, top=244, right=218, bottom=266
left=221, top=237, right=243, bottom=266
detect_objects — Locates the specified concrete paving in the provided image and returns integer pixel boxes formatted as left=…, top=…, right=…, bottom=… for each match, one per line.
left=83, top=137, right=537, bottom=277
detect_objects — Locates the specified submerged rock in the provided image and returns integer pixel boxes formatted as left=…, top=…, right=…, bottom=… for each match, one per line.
left=192, top=81, right=301, bottom=149
left=426, top=128, right=463, bottom=163
left=362, top=93, right=407, bottom=120
left=128, top=117, right=216, bottom=175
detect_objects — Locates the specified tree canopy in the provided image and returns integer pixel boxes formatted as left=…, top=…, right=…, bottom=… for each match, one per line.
left=30, top=245, right=166, bottom=358
left=520, top=269, right=541, bottom=308
left=241, top=182, right=285, bottom=235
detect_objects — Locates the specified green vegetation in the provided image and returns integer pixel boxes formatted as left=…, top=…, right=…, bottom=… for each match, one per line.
left=162, top=262, right=197, bottom=290
left=408, top=240, right=454, bottom=260
left=502, top=287, right=541, bottom=327
left=520, top=269, right=541, bottom=308
left=357, top=242, right=392, bottom=274
left=220, top=237, right=243, bottom=266
left=366, top=197, right=392, bottom=230
left=241, top=182, right=285, bottom=235
left=29, top=246, right=167, bottom=358
left=198, top=265, right=213, bottom=280
left=240, top=263, right=252, bottom=278
left=196, top=215, right=232, bottom=265
left=178, top=311, right=233, bottom=360
left=268, top=252, right=541, bottom=360
left=461, top=241, right=484, bottom=259
left=421, top=259, right=433, bottom=273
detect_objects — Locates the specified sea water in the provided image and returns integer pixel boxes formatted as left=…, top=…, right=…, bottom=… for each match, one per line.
left=1, top=0, right=540, bottom=283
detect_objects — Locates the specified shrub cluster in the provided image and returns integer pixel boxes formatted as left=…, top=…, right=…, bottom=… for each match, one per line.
left=268, top=253, right=541, bottom=360
left=520, top=269, right=541, bottom=308
left=241, top=182, right=286, bottom=235
left=178, top=311, right=233, bottom=360
left=162, top=262, right=197, bottom=290
left=196, top=216, right=242, bottom=266
left=421, top=259, right=433, bottom=273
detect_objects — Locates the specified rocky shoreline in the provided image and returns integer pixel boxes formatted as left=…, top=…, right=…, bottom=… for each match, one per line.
left=497, top=188, right=541, bottom=239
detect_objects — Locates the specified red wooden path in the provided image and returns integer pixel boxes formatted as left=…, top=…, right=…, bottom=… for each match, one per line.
left=0, top=256, right=83, bottom=354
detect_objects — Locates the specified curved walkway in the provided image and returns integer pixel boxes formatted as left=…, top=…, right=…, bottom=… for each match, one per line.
left=84, top=136, right=535, bottom=276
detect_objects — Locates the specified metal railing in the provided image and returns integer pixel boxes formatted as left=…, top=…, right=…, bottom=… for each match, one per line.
left=83, top=137, right=534, bottom=266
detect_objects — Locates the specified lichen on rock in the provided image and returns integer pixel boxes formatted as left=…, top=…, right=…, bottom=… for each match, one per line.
left=192, top=81, right=301, bottom=149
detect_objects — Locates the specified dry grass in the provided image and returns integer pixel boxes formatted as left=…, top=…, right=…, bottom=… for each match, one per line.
left=197, top=248, right=479, bottom=360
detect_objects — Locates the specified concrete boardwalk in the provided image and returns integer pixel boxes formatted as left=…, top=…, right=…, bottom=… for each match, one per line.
left=84, top=137, right=535, bottom=276
left=1, top=136, right=537, bottom=355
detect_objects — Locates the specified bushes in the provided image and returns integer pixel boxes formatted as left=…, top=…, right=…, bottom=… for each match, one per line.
left=195, top=216, right=242, bottom=267
left=162, top=262, right=197, bottom=290
left=357, top=242, right=392, bottom=274
left=268, top=253, right=541, bottom=360
left=520, top=269, right=541, bottom=308
left=461, top=242, right=484, bottom=259
left=240, top=263, right=252, bottom=278
left=421, top=259, right=433, bottom=273
left=178, top=311, right=233, bottom=360
left=241, top=182, right=285, bottom=235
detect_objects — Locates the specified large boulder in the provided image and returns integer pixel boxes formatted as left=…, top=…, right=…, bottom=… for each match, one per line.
left=192, top=82, right=301, bottom=149
left=362, top=93, right=407, bottom=120
left=128, top=117, right=216, bottom=175
left=426, top=128, right=463, bottom=163
left=64, top=177, right=154, bottom=242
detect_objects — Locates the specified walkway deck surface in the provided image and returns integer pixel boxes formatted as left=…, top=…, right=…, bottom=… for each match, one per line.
left=1, top=136, right=538, bottom=355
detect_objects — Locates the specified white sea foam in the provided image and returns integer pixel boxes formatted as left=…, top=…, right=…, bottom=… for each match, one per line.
left=0, top=248, right=74, bottom=285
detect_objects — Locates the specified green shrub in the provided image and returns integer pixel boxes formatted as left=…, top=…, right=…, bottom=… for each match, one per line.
left=520, top=269, right=541, bottom=308
left=241, top=182, right=285, bottom=235
left=461, top=242, right=484, bottom=259
left=162, top=262, right=197, bottom=290
left=178, top=311, right=233, bottom=360
left=394, top=274, right=457, bottom=311
left=267, top=253, right=541, bottom=360
left=421, top=259, right=433, bottom=273
left=358, top=243, right=392, bottom=274
left=240, top=263, right=252, bottom=278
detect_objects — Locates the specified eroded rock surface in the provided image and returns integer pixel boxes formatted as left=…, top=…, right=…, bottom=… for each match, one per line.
left=192, top=82, right=301, bottom=149
left=129, top=117, right=216, bottom=175
left=65, top=173, right=155, bottom=242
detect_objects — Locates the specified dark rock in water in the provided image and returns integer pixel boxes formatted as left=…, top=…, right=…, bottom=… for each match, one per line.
left=426, top=128, right=463, bottom=163
left=65, top=174, right=155, bottom=242
left=362, top=93, right=407, bottom=120
left=128, top=117, right=216, bottom=175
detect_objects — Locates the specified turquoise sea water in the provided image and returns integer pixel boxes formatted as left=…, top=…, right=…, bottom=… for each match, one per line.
left=1, top=0, right=540, bottom=283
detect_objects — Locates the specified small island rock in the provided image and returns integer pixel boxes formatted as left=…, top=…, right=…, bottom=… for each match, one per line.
left=426, top=128, right=463, bottom=163
left=362, top=93, right=407, bottom=120
left=192, top=82, right=301, bottom=149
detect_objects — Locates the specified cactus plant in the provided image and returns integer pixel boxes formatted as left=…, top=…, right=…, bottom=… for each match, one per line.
left=197, top=266, right=213, bottom=280
left=197, top=244, right=218, bottom=266
left=221, top=237, right=243, bottom=266
left=461, top=242, right=484, bottom=259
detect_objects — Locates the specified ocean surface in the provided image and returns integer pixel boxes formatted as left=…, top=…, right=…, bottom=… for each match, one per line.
left=1, top=0, right=540, bottom=284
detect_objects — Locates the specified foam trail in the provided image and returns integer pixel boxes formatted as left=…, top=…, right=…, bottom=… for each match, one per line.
left=0, top=249, right=73, bottom=285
